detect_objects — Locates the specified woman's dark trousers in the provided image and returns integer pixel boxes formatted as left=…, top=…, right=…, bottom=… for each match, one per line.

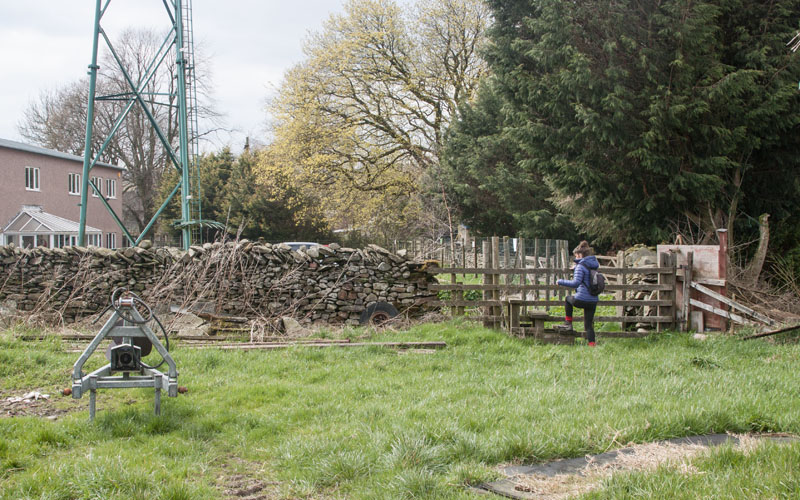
left=565, top=296, right=597, bottom=343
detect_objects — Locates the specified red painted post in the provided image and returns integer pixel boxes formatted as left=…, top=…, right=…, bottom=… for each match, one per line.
left=717, top=228, right=728, bottom=295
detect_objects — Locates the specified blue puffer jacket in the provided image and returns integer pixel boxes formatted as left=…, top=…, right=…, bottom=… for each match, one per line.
left=557, top=255, right=600, bottom=302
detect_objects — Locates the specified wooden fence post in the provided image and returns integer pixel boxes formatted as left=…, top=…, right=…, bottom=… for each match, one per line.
left=545, top=239, right=551, bottom=309
left=492, top=236, right=501, bottom=329
left=671, top=252, right=678, bottom=330
left=682, top=251, right=694, bottom=332
left=482, top=240, right=492, bottom=328
left=657, top=252, right=675, bottom=333
left=461, top=241, right=466, bottom=276
left=519, top=237, right=527, bottom=317
left=559, top=241, right=567, bottom=300
left=449, top=260, right=457, bottom=317
left=533, top=239, right=540, bottom=300
left=503, top=236, right=510, bottom=285
left=617, top=250, right=626, bottom=331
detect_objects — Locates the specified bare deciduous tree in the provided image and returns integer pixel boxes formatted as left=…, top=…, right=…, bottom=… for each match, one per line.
left=18, top=28, right=220, bottom=234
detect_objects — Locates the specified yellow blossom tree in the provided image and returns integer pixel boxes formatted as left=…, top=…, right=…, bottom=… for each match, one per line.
left=258, top=0, right=490, bottom=241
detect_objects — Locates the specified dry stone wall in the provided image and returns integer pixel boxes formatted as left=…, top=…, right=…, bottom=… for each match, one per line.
left=0, top=241, right=437, bottom=325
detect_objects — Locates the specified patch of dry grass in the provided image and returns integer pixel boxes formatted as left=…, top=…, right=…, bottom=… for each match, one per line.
left=510, top=434, right=775, bottom=499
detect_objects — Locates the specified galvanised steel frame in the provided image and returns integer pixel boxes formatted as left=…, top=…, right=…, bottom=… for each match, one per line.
left=79, top=0, right=195, bottom=250
left=72, top=302, right=178, bottom=421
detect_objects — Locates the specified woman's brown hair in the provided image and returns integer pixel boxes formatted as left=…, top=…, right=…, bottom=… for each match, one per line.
left=572, top=240, right=594, bottom=257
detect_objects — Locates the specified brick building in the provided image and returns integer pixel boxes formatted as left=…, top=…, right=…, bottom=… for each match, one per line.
left=0, top=138, right=125, bottom=249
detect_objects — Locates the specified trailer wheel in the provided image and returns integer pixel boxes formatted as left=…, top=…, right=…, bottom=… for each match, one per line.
left=359, top=302, right=398, bottom=326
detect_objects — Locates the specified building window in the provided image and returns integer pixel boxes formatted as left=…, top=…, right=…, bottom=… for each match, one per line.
left=106, top=232, right=117, bottom=249
left=68, top=173, right=81, bottom=195
left=87, top=234, right=101, bottom=247
left=25, top=167, right=40, bottom=191
left=105, top=178, right=117, bottom=199
left=91, top=176, right=102, bottom=197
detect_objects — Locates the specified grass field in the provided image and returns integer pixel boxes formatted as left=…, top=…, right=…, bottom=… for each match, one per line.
left=1, top=321, right=799, bottom=499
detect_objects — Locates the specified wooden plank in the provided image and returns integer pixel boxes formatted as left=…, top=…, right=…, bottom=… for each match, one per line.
left=690, top=281, right=774, bottom=325
left=460, top=315, right=507, bottom=323
left=597, top=331, right=651, bottom=338
left=689, top=299, right=749, bottom=324
left=460, top=314, right=671, bottom=324
left=429, top=300, right=505, bottom=307
left=538, top=315, right=674, bottom=322
left=21, top=333, right=272, bottom=342
left=430, top=283, right=674, bottom=292
left=677, top=274, right=727, bottom=286
left=510, top=329, right=651, bottom=339
left=472, top=315, right=672, bottom=323
left=430, top=299, right=673, bottom=307
left=507, top=299, right=672, bottom=307
left=210, top=341, right=448, bottom=351
left=179, top=340, right=354, bottom=348
left=426, top=267, right=673, bottom=275
left=742, top=324, right=800, bottom=340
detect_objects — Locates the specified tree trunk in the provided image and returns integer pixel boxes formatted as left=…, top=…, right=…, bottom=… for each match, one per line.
left=726, top=167, right=743, bottom=252
left=743, top=213, right=770, bottom=285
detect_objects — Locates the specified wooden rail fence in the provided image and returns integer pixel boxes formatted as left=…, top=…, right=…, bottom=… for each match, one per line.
left=393, top=235, right=570, bottom=270
left=426, top=237, right=679, bottom=334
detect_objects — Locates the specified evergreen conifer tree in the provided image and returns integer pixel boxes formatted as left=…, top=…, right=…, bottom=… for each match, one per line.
left=445, top=0, right=800, bottom=251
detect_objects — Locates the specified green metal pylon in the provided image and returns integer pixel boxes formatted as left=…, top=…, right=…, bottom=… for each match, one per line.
left=79, top=0, right=205, bottom=250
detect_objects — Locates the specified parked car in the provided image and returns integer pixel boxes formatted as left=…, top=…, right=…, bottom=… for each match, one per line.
left=283, top=242, right=321, bottom=251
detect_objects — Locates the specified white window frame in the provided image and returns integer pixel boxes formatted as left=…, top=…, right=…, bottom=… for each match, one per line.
left=91, top=176, right=102, bottom=197
left=68, top=173, right=81, bottom=195
left=109, top=233, right=117, bottom=249
left=105, top=178, right=117, bottom=199
left=87, top=233, right=101, bottom=247
left=25, top=167, right=40, bottom=191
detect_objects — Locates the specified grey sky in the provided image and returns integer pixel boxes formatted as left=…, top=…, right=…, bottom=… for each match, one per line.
left=0, top=1, right=347, bottom=151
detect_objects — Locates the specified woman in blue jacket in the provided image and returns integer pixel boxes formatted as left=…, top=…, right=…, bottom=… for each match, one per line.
left=555, top=240, right=599, bottom=346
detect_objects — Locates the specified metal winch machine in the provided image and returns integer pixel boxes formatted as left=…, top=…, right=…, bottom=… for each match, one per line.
left=72, top=289, right=178, bottom=420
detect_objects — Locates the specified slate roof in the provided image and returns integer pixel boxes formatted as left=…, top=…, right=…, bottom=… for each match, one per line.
left=0, top=137, right=124, bottom=171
